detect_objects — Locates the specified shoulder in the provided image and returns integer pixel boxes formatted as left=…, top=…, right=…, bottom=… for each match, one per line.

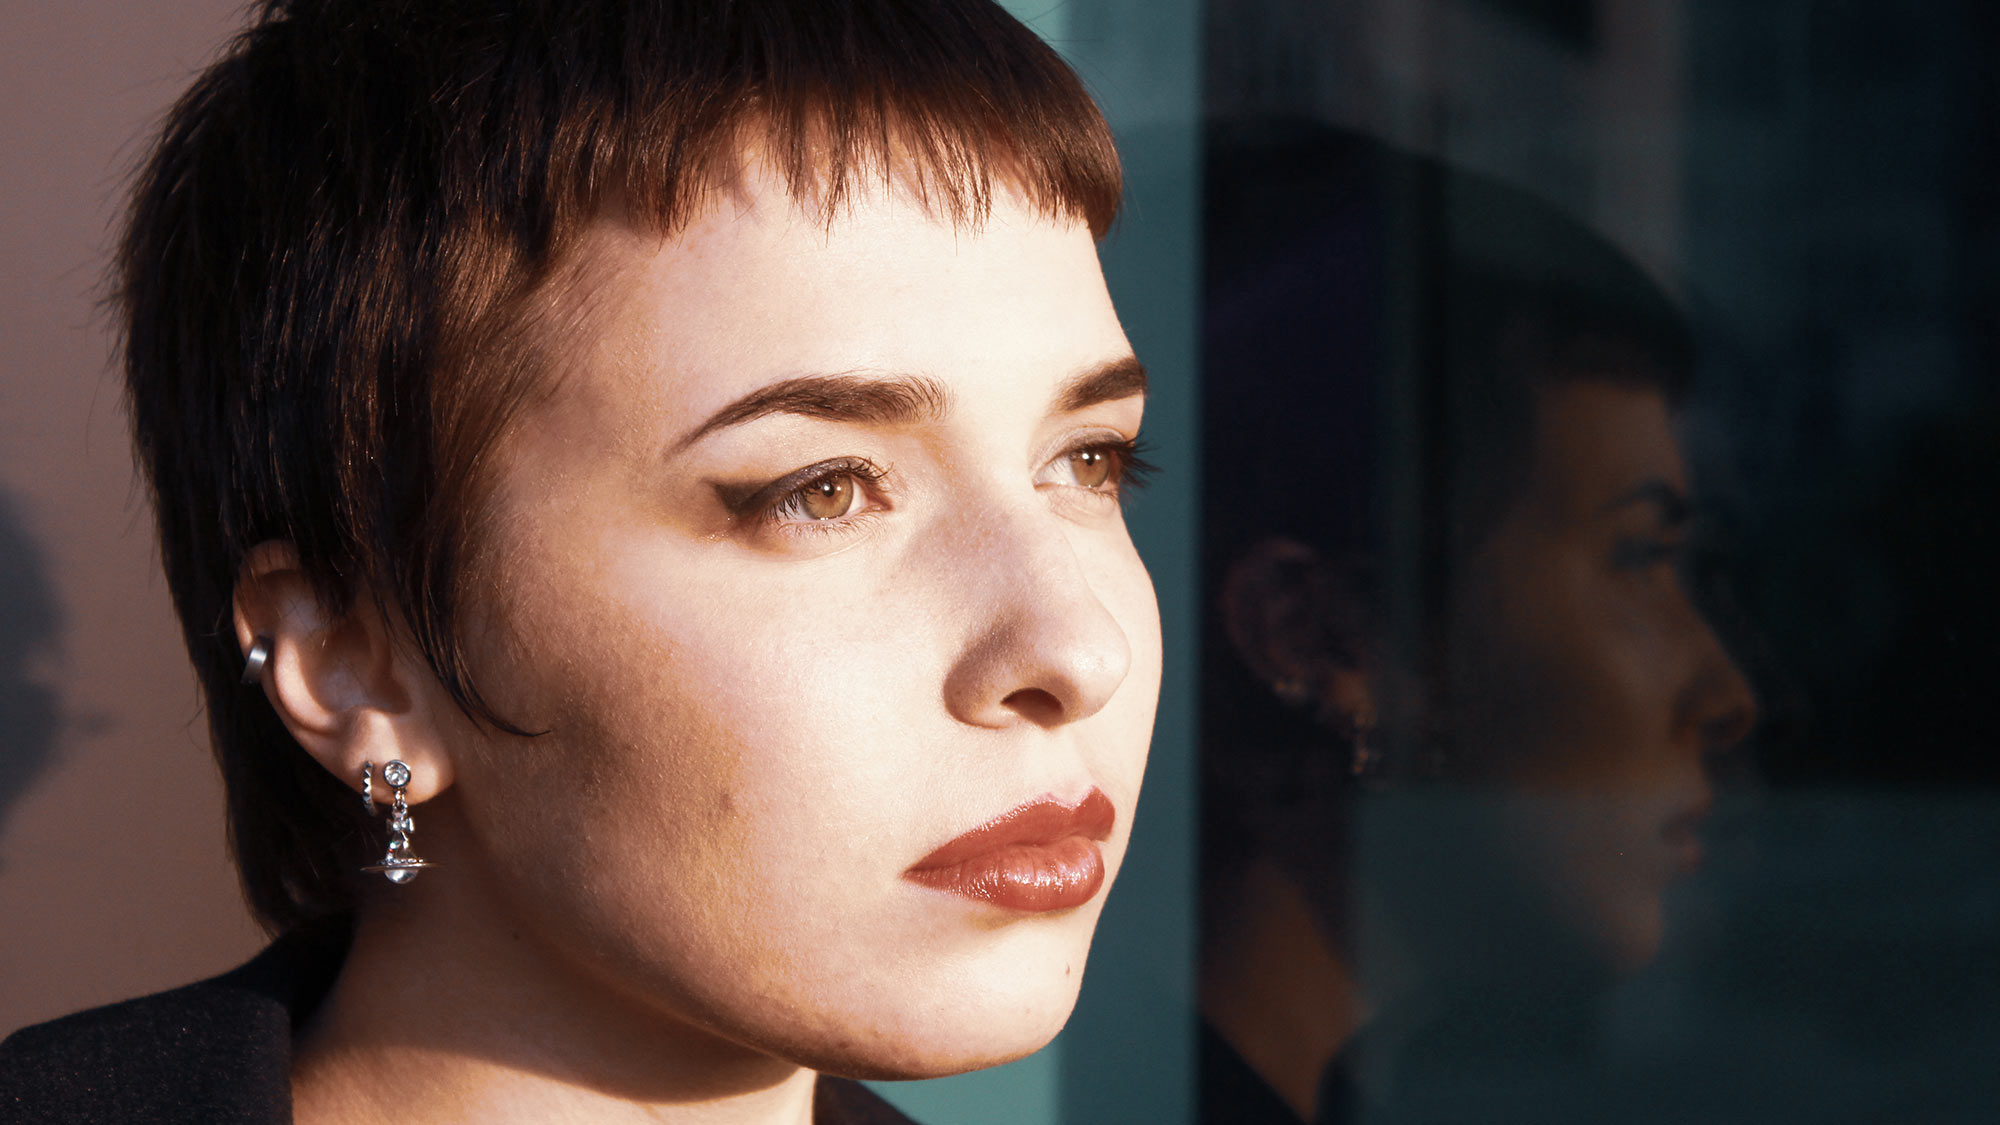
left=0, top=974, right=288, bottom=1123
left=0, top=925, right=345, bottom=1124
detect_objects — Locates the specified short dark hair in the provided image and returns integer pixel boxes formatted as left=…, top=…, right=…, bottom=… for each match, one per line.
left=1202, top=122, right=1692, bottom=574
left=119, top=0, right=1122, bottom=933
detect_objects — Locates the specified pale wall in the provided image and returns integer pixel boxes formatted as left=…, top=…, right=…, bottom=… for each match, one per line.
left=0, top=0, right=266, bottom=1034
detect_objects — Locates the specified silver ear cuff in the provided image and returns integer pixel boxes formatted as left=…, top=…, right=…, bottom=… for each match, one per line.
left=240, top=635, right=273, bottom=685
left=360, top=759, right=435, bottom=884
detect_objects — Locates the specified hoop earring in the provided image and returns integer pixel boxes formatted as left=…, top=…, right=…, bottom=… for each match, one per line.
left=361, top=759, right=435, bottom=884
left=240, top=635, right=272, bottom=686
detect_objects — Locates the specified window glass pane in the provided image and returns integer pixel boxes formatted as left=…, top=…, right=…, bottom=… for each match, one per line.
left=1199, top=2, right=1999, bottom=1122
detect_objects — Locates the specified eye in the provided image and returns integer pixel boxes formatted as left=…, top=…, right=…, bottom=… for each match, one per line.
left=773, top=471, right=864, bottom=522
left=1038, top=436, right=1155, bottom=497
left=728, top=457, right=888, bottom=531
left=1611, top=535, right=1685, bottom=572
left=1069, top=447, right=1119, bottom=489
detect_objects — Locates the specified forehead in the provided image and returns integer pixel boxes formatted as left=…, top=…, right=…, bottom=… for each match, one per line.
left=522, top=162, right=1123, bottom=433
left=1523, top=380, right=1684, bottom=521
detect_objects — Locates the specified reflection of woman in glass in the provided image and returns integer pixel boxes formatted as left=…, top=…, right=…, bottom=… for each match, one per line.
left=0, top=2, right=1161, bottom=1121
left=1199, top=127, right=1757, bottom=1123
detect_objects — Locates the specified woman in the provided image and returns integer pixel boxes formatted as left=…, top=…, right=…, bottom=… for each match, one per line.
left=1197, top=125, right=1758, bottom=1123
left=0, top=2, right=1161, bottom=1122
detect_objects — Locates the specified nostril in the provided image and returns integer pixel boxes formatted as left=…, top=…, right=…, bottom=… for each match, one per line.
left=1699, top=687, right=1758, bottom=754
left=1688, top=634, right=1761, bottom=756
left=1000, top=687, right=1067, bottom=729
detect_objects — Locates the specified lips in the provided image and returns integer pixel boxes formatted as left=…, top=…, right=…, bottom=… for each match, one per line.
left=906, top=788, right=1116, bottom=912
left=1660, top=801, right=1712, bottom=877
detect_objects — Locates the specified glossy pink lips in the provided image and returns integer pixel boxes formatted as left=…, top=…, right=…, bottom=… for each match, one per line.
left=906, top=788, right=1116, bottom=912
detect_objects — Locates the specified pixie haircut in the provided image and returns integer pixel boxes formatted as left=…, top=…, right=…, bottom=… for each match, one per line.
left=120, top=0, right=1122, bottom=933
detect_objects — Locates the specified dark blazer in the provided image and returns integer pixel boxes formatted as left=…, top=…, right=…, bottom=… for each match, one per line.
left=0, top=924, right=917, bottom=1124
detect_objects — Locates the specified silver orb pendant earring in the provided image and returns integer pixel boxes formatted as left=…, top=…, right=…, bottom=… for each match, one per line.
left=361, top=759, right=435, bottom=884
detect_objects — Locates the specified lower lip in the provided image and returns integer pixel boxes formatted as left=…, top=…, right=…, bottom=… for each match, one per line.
left=906, top=836, right=1106, bottom=912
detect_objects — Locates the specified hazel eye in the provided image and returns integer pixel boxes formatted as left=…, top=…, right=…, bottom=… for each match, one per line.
left=1069, top=447, right=1118, bottom=489
left=772, top=470, right=866, bottom=522
left=721, top=456, right=889, bottom=538
left=1039, top=437, right=1154, bottom=497
left=801, top=475, right=856, bottom=519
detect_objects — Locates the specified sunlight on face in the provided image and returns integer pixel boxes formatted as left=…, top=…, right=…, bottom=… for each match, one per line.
left=440, top=163, right=1162, bottom=1077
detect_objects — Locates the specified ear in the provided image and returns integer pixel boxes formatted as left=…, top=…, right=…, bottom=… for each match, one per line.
left=1219, top=536, right=1376, bottom=730
left=232, top=540, right=455, bottom=806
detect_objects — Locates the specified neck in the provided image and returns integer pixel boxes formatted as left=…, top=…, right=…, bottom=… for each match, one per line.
left=292, top=892, right=817, bottom=1125
left=1200, top=855, right=1369, bottom=1122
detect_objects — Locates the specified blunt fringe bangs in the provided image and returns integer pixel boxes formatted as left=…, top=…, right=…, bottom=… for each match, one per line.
left=118, top=0, right=1122, bottom=933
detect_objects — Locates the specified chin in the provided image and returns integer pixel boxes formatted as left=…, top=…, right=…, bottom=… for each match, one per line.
left=782, top=915, right=1098, bottom=1080
left=831, top=1021, right=1068, bottom=1082
left=1580, top=892, right=1667, bottom=981
left=791, top=986, right=1081, bottom=1082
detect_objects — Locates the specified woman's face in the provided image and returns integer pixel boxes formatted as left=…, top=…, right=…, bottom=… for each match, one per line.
left=1435, top=380, right=1756, bottom=976
left=432, top=168, right=1160, bottom=1077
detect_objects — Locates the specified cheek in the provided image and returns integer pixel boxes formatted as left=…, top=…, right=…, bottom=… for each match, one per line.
left=1536, top=584, right=1705, bottom=787
left=504, top=545, right=924, bottom=816
left=1436, top=559, right=1688, bottom=970
left=454, top=523, right=908, bottom=904
left=443, top=568, right=972, bottom=1065
left=1452, top=557, right=1686, bottom=791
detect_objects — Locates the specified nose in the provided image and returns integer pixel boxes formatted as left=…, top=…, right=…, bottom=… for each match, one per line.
left=1680, top=619, right=1759, bottom=756
left=940, top=507, right=1136, bottom=730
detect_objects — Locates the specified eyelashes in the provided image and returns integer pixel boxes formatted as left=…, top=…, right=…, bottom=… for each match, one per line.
left=716, top=457, right=889, bottom=543
left=1040, top=436, right=1154, bottom=501
left=740, top=457, right=889, bottom=525
left=1102, top=437, right=1157, bottom=495
left=727, top=435, right=1153, bottom=541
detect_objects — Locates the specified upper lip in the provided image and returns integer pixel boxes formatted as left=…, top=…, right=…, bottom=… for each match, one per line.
left=909, top=788, right=1116, bottom=872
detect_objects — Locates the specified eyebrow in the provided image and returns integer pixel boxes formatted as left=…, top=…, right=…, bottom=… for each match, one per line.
left=672, top=354, right=1147, bottom=453
left=672, top=373, right=951, bottom=453
left=1054, top=354, right=1149, bottom=413
left=1599, top=478, right=1695, bottom=526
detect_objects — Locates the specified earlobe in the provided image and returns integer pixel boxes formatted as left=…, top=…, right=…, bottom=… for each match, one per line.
left=231, top=540, right=455, bottom=804
left=1219, top=537, right=1337, bottom=691
left=1219, top=537, right=1376, bottom=728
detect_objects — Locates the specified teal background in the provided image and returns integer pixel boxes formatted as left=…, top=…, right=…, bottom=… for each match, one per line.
left=868, top=2, right=1202, bottom=1122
